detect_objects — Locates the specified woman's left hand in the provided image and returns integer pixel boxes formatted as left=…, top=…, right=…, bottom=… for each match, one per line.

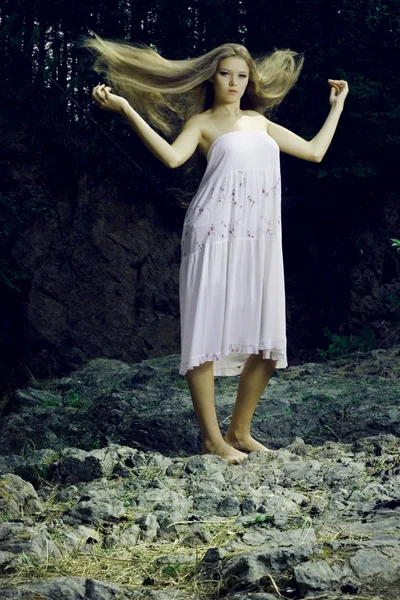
left=92, top=84, right=130, bottom=113
left=328, top=79, right=349, bottom=108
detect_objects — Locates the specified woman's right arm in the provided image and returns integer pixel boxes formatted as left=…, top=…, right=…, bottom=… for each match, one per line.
left=119, top=104, right=201, bottom=169
left=92, top=84, right=201, bottom=168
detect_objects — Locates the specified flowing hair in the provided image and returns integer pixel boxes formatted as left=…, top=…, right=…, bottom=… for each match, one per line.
left=79, top=34, right=304, bottom=207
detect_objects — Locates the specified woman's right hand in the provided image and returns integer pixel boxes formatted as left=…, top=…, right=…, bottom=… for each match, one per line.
left=92, top=84, right=130, bottom=113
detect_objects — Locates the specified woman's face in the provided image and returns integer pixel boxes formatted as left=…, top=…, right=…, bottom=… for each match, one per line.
left=211, top=57, right=250, bottom=101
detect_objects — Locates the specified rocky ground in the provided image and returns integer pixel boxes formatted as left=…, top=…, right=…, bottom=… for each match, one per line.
left=0, top=347, right=399, bottom=599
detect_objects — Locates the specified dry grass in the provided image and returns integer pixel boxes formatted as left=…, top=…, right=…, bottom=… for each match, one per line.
left=1, top=475, right=396, bottom=600
left=1, top=488, right=398, bottom=600
left=0, top=507, right=242, bottom=598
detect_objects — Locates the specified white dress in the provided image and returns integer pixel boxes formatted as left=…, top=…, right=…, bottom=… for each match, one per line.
left=179, top=129, right=288, bottom=376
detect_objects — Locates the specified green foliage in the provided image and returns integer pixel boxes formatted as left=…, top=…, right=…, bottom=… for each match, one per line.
left=161, top=565, right=182, bottom=577
left=35, top=396, right=60, bottom=408
left=391, top=238, right=400, bottom=253
left=35, top=389, right=91, bottom=410
left=317, top=325, right=376, bottom=360
left=32, top=462, right=50, bottom=481
left=49, top=532, right=69, bottom=541
left=0, top=514, right=10, bottom=522
left=244, top=514, right=274, bottom=527
left=63, top=390, right=90, bottom=409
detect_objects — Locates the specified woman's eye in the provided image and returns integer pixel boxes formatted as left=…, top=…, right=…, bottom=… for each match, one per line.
left=220, top=72, right=246, bottom=77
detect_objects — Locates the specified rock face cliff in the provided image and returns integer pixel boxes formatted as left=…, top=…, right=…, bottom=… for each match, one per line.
left=1, top=119, right=400, bottom=388
left=11, top=171, right=182, bottom=371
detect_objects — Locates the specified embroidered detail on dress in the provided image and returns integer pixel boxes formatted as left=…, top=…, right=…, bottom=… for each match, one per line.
left=181, top=173, right=281, bottom=257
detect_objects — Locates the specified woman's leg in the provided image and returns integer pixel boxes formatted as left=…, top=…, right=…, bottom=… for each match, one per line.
left=224, top=350, right=277, bottom=452
left=186, top=360, right=248, bottom=464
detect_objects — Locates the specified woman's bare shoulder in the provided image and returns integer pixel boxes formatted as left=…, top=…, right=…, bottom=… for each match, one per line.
left=183, top=112, right=213, bottom=135
left=247, top=110, right=269, bottom=123
left=186, top=111, right=211, bottom=124
left=182, top=113, right=204, bottom=127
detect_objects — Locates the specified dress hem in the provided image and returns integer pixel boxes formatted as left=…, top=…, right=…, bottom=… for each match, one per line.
left=179, top=342, right=288, bottom=376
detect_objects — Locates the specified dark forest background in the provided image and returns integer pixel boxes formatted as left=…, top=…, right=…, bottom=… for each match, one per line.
left=0, top=0, right=399, bottom=394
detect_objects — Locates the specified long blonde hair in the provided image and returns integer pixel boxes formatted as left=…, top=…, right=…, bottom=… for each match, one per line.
left=80, top=34, right=304, bottom=207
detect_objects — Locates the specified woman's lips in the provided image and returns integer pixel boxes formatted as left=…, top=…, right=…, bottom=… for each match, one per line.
left=228, top=90, right=238, bottom=93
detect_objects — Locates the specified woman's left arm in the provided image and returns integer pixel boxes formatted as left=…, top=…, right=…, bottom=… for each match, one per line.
left=266, top=79, right=349, bottom=163
left=309, top=79, right=349, bottom=162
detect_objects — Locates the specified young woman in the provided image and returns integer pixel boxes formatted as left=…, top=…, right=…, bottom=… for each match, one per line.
left=86, top=36, right=349, bottom=464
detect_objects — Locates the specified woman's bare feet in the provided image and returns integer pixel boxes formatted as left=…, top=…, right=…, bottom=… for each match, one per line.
left=202, top=440, right=248, bottom=464
left=224, top=431, right=277, bottom=454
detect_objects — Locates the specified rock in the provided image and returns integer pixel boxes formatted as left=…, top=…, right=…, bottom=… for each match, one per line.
left=0, top=473, right=43, bottom=518
left=11, top=449, right=59, bottom=487
left=119, top=524, right=141, bottom=547
left=154, top=510, right=189, bottom=539
left=0, top=522, right=61, bottom=560
left=56, top=525, right=102, bottom=553
left=241, top=526, right=317, bottom=548
left=349, top=544, right=400, bottom=583
left=50, top=447, right=118, bottom=483
left=0, top=454, right=20, bottom=477
left=0, top=550, right=18, bottom=573
left=135, top=513, right=160, bottom=542
left=185, top=454, right=228, bottom=475
left=181, top=524, right=212, bottom=547
left=220, top=543, right=317, bottom=591
left=64, top=489, right=126, bottom=526
left=192, top=493, right=220, bottom=515
left=1, top=347, right=400, bottom=600
left=55, top=484, right=80, bottom=502
left=0, top=575, right=135, bottom=599
left=241, top=497, right=258, bottom=514
left=216, top=495, right=241, bottom=517
left=2, top=350, right=400, bottom=459
left=197, top=547, right=229, bottom=575
left=285, top=436, right=308, bottom=455
left=293, top=559, right=340, bottom=593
